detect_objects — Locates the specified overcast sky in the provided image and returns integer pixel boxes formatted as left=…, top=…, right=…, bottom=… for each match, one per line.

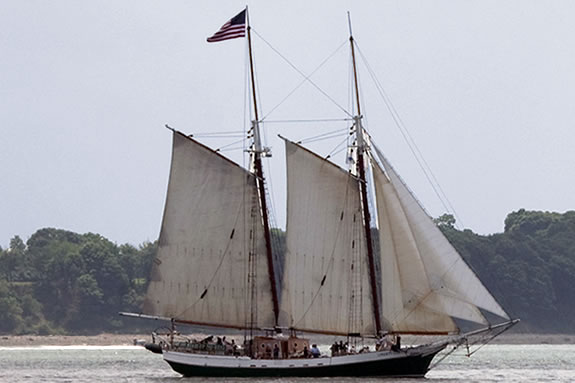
left=1, top=1, right=574, bottom=248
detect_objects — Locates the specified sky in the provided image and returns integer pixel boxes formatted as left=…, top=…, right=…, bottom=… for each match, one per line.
left=1, top=1, right=574, bottom=248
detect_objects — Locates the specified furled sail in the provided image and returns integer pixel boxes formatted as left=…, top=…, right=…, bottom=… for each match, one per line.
left=278, top=139, right=375, bottom=335
left=370, top=143, right=509, bottom=333
left=143, top=131, right=276, bottom=329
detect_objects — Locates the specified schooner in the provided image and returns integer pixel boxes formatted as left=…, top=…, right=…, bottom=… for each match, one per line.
left=121, top=8, right=518, bottom=377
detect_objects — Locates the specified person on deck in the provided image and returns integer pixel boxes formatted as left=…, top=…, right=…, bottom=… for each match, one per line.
left=310, top=344, right=320, bottom=358
left=391, top=335, right=402, bottom=352
left=265, top=344, right=272, bottom=359
left=330, top=342, right=339, bottom=356
left=231, top=339, right=239, bottom=356
left=376, top=334, right=392, bottom=351
left=273, top=344, right=280, bottom=359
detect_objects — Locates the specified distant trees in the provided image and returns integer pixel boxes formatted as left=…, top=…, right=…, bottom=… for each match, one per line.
left=0, top=228, right=157, bottom=334
left=1, top=209, right=575, bottom=334
left=0, top=280, right=23, bottom=332
left=438, top=209, right=575, bottom=332
left=434, top=213, right=457, bottom=228
left=0, top=236, right=26, bottom=282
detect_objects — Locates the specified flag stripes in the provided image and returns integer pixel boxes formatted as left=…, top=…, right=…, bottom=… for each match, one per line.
left=207, top=9, right=246, bottom=43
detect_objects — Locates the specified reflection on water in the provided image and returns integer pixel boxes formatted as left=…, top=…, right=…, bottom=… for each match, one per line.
left=0, top=344, right=574, bottom=383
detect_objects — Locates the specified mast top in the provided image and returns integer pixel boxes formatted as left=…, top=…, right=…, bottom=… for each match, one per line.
left=347, top=12, right=353, bottom=38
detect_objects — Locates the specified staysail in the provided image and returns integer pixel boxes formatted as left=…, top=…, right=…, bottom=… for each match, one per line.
left=278, top=139, right=376, bottom=336
left=143, top=130, right=276, bottom=329
left=370, top=143, right=509, bottom=333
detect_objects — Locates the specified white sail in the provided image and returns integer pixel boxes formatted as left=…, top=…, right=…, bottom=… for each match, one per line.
left=143, top=131, right=275, bottom=329
left=370, top=144, right=509, bottom=333
left=278, top=139, right=375, bottom=335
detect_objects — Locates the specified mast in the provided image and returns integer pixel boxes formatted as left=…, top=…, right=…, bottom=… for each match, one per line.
left=246, top=10, right=280, bottom=325
left=348, top=13, right=382, bottom=335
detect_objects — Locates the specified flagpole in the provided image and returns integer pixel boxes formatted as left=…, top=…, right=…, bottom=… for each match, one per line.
left=245, top=7, right=280, bottom=328
left=246, top=8, right=259, bottom=123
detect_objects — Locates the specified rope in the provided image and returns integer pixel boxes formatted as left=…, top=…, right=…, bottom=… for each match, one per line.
left=464, top=321, right=516, bottom=357
left=428, top=344, right=459, bottom=370
left=215, top=138, right=248, bottom=152
left=192, top=131, right=245, bottom=136
left=263, top=118, right=352, bottom=124
left=355, top=42, right=465, bottom=229
left=251, top=29, right=353, bottom=119
left=299, top=127, right=350, bottom=144
left=327, top=133, right=354, bottom=158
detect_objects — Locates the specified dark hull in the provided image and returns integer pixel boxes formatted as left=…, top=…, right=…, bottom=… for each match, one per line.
left=165, top=347, right=443, bottom=378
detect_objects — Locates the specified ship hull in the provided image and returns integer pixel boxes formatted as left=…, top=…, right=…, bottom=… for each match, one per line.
left=162, top=343, right=446, bottom=377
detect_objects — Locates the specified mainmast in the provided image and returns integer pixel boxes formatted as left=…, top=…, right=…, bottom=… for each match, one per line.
left=246, top=11, right=280, bottom=325
left=348, top=13, right=382, bottom=336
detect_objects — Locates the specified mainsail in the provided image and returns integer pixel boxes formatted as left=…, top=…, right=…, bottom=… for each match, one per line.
left=370, top=142, right=509, bottom=333
left=279, top=139, right=376, bottom=335
left=143, top=130, right=276, bottom=329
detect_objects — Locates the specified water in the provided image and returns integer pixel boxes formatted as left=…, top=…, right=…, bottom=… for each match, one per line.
left=1, top=344, right=574, bottom=382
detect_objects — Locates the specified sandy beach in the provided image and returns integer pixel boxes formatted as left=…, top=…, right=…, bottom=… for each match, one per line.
left=0, top=334, right=150, bottom=347
left=1, top=333, right=575, bottom=347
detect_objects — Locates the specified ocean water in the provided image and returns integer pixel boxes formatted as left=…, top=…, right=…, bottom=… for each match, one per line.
left=1, top=344, right=574, bottom=382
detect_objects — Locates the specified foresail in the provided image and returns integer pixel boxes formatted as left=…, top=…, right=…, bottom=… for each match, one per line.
left=371, top=144, right=509, bottom=333
left=142, top=131, right=275, bottom=329
left=278, top=139, right=375, bottom=336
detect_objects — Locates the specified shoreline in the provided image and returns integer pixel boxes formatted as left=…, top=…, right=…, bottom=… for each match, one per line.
left=0, top=334, right=150, bottom=348
left=1, top=333, right=575, bottom=347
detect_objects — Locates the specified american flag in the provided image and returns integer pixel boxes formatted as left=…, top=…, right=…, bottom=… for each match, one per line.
left=207, top=9, right=246, bottom=43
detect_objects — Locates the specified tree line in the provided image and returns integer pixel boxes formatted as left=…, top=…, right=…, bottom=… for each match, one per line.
left=0, top=228, right=156, bottom=334
left=1, top=209, right=574, bottom=335
left=436, top=209, right=575, bottom=333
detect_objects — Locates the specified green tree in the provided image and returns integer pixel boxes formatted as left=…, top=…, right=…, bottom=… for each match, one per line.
left=2, top=209, right=575, bottom=334
left=0, top=281, right=23, bottom=332
left=434, top=213, right=456, bottom=228
left=0, top=236, right=26, bottom=281
left=441, top=209, right=575, bottom=332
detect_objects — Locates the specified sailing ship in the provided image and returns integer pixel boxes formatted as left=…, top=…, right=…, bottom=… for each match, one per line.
left=122, top=8, right=518, bottom=378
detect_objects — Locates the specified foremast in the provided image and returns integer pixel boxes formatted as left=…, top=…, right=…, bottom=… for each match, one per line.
left=246, top=11, right=280, bottom=326
left=348, top=15, right=382, bottom=336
